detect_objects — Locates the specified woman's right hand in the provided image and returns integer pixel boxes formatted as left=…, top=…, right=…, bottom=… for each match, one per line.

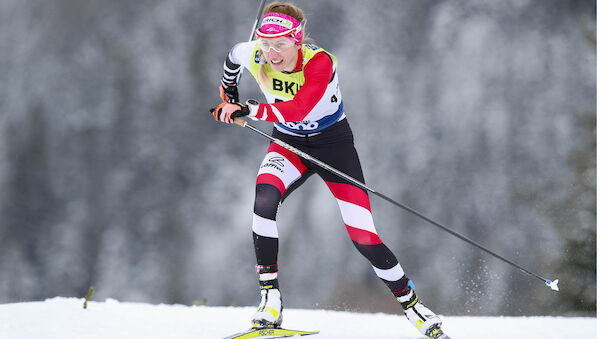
left=219, top=82, right=239, bottom=103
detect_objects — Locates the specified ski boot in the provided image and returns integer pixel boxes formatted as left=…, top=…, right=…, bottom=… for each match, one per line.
left=251, top=288, right=283, bottom=328
left=398, top=281, right=448, bottom=338
left=252, top=265, right=283, bottom=328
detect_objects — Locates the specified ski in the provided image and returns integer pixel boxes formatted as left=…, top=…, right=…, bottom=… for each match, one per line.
left=222, top=326, right=319, bottom=339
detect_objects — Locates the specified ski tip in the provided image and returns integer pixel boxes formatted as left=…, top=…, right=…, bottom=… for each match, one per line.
left=545, top=279, right=559, bottom=291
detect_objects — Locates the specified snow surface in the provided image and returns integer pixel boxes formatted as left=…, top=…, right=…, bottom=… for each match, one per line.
left=0, top=297, right=595, bottom=339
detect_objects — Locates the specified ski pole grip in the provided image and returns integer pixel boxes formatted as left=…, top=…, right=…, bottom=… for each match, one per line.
left=233, top=117, right=247, bottom=127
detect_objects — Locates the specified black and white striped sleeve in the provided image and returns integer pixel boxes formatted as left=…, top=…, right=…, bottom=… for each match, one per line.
left=221, top=53, right=241, bottom=86
left=220, top=41, right=256, bottom=87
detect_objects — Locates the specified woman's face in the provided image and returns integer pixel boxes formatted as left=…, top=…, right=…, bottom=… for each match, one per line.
left=259, top=37, right=300, bottom=72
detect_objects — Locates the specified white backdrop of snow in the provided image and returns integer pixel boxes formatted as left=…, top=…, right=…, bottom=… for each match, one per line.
left=0, top=297, right=595, bottom=339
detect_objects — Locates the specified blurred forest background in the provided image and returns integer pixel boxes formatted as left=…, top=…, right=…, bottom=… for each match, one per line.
left=0, top=0, right=596, bottom=317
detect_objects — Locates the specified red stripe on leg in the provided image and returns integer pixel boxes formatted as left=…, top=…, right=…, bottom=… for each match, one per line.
left=257, top=173, right=286, bottom=196
left=326, top=182, right=371, bottom=211
left=268, top=142, right=307, bottom=174
left=345, top=224, right=382, bottom=245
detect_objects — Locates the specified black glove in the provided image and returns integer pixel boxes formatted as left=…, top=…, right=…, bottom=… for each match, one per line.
left=219, top=82, right=239, bottom=103
left=210, top=102, right=249, bottom=123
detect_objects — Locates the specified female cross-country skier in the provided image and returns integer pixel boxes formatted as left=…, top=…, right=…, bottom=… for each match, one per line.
left=211, top=2, right=447, bottom=338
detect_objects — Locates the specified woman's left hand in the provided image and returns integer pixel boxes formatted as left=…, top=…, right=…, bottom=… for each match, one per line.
left=210, top=102, right=249, bottom=123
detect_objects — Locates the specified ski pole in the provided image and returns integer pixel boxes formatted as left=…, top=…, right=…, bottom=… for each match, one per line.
left=233, top=118, right=559, bottom=292
left=249, top=0, right=267, bottom=42
left=233, top=0, right=267, bottom=86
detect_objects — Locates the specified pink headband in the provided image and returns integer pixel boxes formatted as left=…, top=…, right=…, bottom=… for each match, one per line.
left=255, top=12, right=303, bottom=43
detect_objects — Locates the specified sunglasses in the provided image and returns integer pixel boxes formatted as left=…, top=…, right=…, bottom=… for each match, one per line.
left=258, top=38, right=296, bottom=53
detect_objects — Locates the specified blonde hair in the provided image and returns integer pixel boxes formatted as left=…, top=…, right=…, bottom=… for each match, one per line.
left=257, top=2, right=308, bottom=89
